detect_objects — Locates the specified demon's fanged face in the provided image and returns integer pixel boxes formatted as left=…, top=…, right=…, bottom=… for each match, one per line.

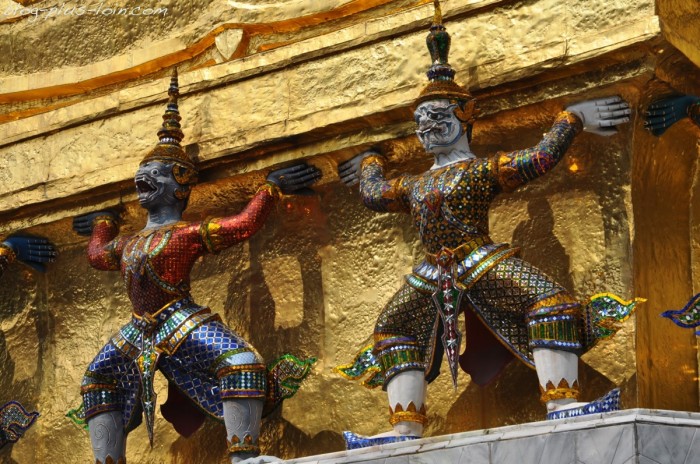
left=414, top=99, right=463, bottom=153
left=134, top=161, right=182, bottom=208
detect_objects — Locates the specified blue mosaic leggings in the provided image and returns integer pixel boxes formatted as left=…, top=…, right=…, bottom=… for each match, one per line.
left=81, top=318, right=265, bottom=431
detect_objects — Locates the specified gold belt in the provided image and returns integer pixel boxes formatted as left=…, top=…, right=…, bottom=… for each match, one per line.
left=425, top=236, right=492, bottom=265
left=132, top=296, right=190, bottom=329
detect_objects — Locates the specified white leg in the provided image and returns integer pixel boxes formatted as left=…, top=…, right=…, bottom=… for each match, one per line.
left=385, top=370, right=427, bottom=437
left=88, top=411, right=126, bottom=464
left=224, top=398, right=269, bottom=464
left=533, top=348, right=581, bottom=412
left=342, top=370, right=427, bottom=449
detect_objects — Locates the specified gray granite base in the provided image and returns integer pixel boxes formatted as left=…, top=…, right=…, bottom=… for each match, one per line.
left=285, top=409, right=700, bottom=464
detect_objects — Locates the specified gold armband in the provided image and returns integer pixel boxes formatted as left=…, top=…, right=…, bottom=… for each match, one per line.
left=492, top=151, right=520, bottom=193
left=258, top=181, right=282, bottom=200
left=360, top=154, right=387, bottom=170
left=200, top=220, right=223, bottom=254
left=559, top=111, right=584, bottom=133
left=91, top=214, right=117, bottom=228
left=0, top=244, right=17, bottom=263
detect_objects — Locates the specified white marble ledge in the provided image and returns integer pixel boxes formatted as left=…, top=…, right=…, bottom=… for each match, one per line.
left=284, top=409, right=700, bottom=464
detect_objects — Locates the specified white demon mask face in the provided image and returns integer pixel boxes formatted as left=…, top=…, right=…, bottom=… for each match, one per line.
left=414, top=99, right=463, bottom=153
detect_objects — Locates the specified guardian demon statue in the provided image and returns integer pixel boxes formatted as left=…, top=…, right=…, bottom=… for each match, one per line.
left=72, top=70, right=319, bottom=464
left=337, top=1, right=642, bottom=449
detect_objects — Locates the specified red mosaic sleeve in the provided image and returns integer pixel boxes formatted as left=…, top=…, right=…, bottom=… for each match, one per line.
left=199, top=182, right=281, bottom=254
left=492, top=111, right=583, bottom=192
left=359, top=155, right=411, bottom=213
left=86, top=216, right=124, bottom=271
left=0, top=243, right=16, bottom=277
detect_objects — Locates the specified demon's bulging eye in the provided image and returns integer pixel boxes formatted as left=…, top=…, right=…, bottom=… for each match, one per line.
left=428, top=112, right=446, bottom=121
left=151, top=169, right=159, bottom=176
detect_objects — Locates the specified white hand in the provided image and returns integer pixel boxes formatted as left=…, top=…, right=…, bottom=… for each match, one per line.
left=566, top=96, right=631, bottom=137
left=338, top=150, right=379, bottom=187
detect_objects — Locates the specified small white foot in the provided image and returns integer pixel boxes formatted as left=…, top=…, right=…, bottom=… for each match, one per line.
left=546, top=388, right=621, bottom=420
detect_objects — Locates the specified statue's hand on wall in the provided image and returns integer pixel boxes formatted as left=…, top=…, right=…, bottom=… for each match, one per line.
left=2, top=236, right=57, bottom=272
left=266, top=163, right=321, bottom=195
left=338, top=150, right=379, bottom=187
left=72, top=210, right=118, bottom=236
left=644, top=94, right=700, bottom=136
left=566, top=96, right=631, bottom=136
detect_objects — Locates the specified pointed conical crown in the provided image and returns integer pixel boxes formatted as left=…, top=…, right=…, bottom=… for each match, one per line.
left=141, top=69, right=198, bottom=185
left=414, top=0, right=477, bottom=123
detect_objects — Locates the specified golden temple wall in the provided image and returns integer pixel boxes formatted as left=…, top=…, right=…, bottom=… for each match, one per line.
left=0, top=0, right=699, bottom=462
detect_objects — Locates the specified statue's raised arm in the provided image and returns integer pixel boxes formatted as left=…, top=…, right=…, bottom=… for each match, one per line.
left=339, top=150, right=411, bottom=213
left=495, top=96, right=630, bottom=192
left=0, top=236, right=56, bottom=275
left=199, top=163, right=319, bottom=253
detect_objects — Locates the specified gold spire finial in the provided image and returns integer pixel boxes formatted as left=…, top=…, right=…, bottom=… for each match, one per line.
left=141, top=68, right=198, bottom=186
left=433, top=0, right=442, bottom=25
left=415, top=0, right=478, bottom=123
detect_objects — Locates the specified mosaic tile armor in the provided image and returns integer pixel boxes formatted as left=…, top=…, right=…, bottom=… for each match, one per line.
left=662, top=293, right=700, bottom=335
left=0, top=401, right=39, bottom=449
left=346, top=112, right=591, bottom=387
left=78, top=183, right=314, bottom=440
left=337, top=4, right=639, bottom=445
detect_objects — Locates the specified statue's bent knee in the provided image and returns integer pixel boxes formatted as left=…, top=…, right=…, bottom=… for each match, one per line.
left=216, top=350, right=267, bottom=400
left=81, top=371, right=121, bottom=421
left=373, top=336, right=426, bottom=390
